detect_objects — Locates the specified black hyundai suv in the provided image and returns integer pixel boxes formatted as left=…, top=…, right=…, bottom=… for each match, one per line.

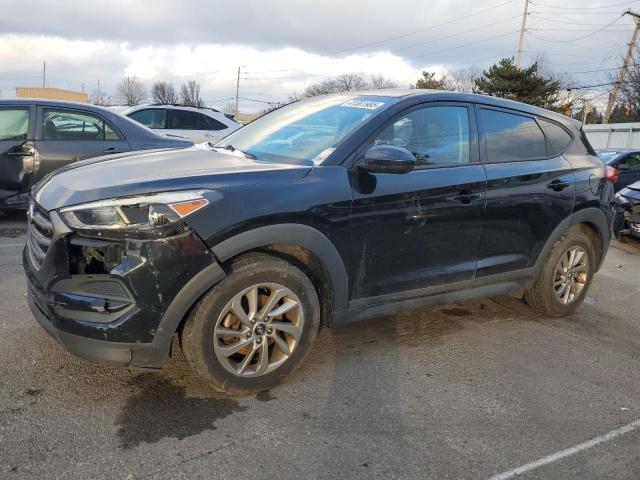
left=23, top=90, right=615, bottom=394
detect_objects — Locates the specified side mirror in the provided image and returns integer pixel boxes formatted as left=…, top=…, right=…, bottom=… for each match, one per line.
left=360, top=144, right=415, bottom=174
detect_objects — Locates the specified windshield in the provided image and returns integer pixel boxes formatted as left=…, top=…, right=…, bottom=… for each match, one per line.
left=597, top=150, right=625, bottom=163
left=216, top=94, right=396, bottom=165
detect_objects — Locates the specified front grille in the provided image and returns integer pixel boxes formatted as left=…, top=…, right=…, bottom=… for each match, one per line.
left=27, top=202, right=54, bottom=269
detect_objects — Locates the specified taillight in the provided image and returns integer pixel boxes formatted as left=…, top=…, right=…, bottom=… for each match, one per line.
left=605, top=165, right=619, bottom=184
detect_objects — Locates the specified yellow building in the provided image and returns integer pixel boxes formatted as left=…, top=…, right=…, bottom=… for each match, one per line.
left=15, top=87, right=87, bottom=103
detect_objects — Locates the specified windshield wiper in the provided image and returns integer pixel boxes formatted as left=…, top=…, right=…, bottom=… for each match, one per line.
left=214, top=144, right=257, bottom=160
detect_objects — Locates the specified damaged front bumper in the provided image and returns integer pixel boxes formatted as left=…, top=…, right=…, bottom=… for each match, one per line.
left=23, top=206, right=222, bottom=368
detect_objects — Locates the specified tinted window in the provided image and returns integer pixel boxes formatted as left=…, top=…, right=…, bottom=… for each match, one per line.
left=480, top=108, right=547, bottom=162
left=129, top=109, right=166, bottom=129
left=202, top=115, right=227, bottom=130
left=539, top=119, right=572, bottom=154
left=619, top=153, right=640, bottom=171
left=0, top=108, right=29, bottom=141
left=43, top=109, right=121, bottom=141
left=169, top=110, right=209, bottom=130
left=374, top=106, right=470, bottom=167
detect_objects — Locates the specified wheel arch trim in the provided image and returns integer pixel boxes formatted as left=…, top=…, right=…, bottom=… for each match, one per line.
left=211, top=223, right=349, bottom=314
left=534, top=207, right=611, bottom=273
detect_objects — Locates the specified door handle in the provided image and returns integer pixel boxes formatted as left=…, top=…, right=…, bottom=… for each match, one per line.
left=103, top=147, right=122, bottom=154
left=452, top=193, right=481, bottom=204
left=546, top=180, right=570, bottom=191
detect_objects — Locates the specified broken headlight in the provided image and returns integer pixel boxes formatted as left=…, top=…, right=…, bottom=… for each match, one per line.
left=59, top=190, right=210, bottom=237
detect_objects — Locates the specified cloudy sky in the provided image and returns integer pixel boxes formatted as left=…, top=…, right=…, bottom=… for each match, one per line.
left=0, top=0, right=636, bottom=112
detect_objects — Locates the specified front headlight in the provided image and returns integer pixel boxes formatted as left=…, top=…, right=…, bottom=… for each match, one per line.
left=614, top=192, right=631, bottom=206
left=59, top=190, right=209, bottom=237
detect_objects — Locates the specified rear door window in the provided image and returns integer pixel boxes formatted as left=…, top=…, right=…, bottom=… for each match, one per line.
left=0, top=108, right=29, bottom=141
left=168, top=110, right=208, bottom=130
left=619, top=153, right=640, bottom=171
left=539, top=119, right=572, bottom=154
left=479, top=108, right=547, bottom=162
left=43, top=109, right=122, bottom=141
left=129, top=109, right=167, bottom=129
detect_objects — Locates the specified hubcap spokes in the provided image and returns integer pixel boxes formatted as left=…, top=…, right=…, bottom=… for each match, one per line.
left=213, top=283, right=304, bottom=377
left=553, top=246, right=589, bottom=305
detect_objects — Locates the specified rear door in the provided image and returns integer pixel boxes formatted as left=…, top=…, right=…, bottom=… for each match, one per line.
left=476, top=106, right=575, bottom=276
left=34, top=107, right=131, bottom=180
left=0, top=105, right=37, bottom=200
left=165, top=109, right=226, bottom=143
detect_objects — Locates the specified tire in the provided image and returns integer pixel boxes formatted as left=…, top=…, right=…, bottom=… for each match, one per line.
left=524, top=227, right=596, bottom=317
left=181, top=252, right=320, bottom=395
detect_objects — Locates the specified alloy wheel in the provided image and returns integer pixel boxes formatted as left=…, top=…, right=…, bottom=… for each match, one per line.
left=553, top=246, right=589, bottom=305
left=213, top=283, right=304, bottom=377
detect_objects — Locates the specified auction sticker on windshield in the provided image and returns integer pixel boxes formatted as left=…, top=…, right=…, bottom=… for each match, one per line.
left=340, top=100, right=385, bottom=109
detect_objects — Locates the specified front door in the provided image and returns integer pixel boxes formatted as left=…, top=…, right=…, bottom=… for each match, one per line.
left=34, top=106, right=131, bottom=181
left=0, top=105, right=36, bottom=201
left=349, top=103, right=486, bottom=303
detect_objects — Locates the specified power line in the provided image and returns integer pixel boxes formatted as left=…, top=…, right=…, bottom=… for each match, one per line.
left=327, top=0, right=518, bottom=56
left=527, top=14, right=624, bottom=42
left=532, top=0, right=639, bottom=10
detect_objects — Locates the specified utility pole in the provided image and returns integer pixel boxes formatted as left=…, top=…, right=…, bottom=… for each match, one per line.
left=235, top=66, right=241, bottom=117
left=604, top=10, right=640, bottom=124
left=42, top=61, right=46, bottom=88
left=515, top=0, right=529, bottom=69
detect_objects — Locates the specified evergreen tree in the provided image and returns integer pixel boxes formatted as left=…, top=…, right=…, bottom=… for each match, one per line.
left=474, top=57, right=561, bottom=109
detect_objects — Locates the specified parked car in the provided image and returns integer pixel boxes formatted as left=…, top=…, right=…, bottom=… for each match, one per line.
left=613, top=181, right=640, bottom=239
left=596, top=148, right=640, bottom=192
left=0, top=99, right=193, bottom=210
left=118, top=104, right=241, bottom=143
left=24, top=90, right=615, bottom=394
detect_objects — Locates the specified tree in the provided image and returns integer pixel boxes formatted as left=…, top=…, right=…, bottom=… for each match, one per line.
left=369, top=74, right=398, bottom=89
left=151, top=81, right=178, bottom=104
left=411, top=71, right=446, bottom=90
left=117, top=76, right=146, bottom=106
left=444, top=66, right=480, bottom=93
left=180, top=80, right=204, bottom=107
left=614, top=50, right=640, bottom=122
left=294, top=72, right=397, bottom=99
left=474, top=57, right=561, bottom=109
left=89, top=88, right=112, bottom=106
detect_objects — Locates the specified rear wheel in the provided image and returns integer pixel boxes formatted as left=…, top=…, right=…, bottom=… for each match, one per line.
left=181, top=253, right=320, bottom=395
left=524, top=228, right=596, bottom=317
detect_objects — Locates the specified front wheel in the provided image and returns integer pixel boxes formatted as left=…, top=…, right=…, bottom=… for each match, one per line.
left=524, top=228, right=596, bottom=317
left=181, top=253, right=320, bottom=395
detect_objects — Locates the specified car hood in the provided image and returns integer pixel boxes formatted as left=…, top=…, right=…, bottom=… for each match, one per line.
left=34, top=147, right=312, bottom=211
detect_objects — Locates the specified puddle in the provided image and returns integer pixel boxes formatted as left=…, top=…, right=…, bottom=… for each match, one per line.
left=116, top=373, right=247, bottom=449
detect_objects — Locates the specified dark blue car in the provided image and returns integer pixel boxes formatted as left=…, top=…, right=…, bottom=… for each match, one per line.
left=596, top=148, right=640, bottom=192
left=23, top=90, right=615, bottom=394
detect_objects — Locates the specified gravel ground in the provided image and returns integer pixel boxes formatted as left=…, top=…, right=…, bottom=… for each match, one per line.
left=0, top=211, right=639, bottom=479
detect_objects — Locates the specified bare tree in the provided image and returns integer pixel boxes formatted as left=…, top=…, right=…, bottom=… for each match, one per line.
left=89, top=88, right=112, bottom=106
left=180, top=80, right=204, bottom=107
left=222, top=102, right=237, bottom=115
left=151, top=81, right=178, bottom=104
left=117, top=76, right=147, bottom=106
left=369, top=74, right=398, bottom=89
left=444, top=66, right=481, bottom=93
left=615, top=49, right=640, bottom=121
left=333, top=72, right=369, bottom=92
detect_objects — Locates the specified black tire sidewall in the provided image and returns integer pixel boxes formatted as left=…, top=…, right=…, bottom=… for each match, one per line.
left=186, top=258, right=320, bottom=394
